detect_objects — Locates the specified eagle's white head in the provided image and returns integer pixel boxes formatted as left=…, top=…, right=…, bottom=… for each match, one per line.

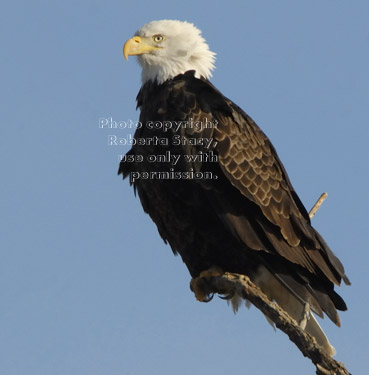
left=123, top=20, right=216, bottom=84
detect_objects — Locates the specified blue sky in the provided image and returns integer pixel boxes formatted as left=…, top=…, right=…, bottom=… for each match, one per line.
left=1, top=1, right=368, bottom=374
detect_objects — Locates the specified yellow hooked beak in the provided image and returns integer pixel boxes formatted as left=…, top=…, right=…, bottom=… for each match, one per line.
left=123, top=36, right=162, bottom=61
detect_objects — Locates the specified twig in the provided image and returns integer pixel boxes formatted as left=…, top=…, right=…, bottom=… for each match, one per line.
left=191, top=272, right=351, bottom=375
left=309, top=192, right=328, bottom=219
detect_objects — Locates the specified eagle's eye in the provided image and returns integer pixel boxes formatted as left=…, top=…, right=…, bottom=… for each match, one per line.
left=153, top=34, right=164, bottom=43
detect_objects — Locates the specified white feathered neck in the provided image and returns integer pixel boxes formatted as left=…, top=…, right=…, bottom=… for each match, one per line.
left=135, top=20, right=216, bottom=84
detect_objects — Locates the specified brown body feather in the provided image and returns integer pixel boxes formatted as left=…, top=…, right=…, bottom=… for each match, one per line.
left=119, top=70, right=349, bottom=333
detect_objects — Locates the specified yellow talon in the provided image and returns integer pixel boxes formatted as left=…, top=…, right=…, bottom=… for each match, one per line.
left=190, top=266, right=224, bottom=302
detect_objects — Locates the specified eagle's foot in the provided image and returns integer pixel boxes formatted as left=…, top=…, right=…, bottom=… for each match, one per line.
left=299, top=302, right=311, bottom=330
left=190, top=266, right=224, bottom=302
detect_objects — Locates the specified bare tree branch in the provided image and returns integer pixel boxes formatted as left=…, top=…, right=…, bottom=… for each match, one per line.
left=190, top=272, right=350, bottom=375
left=309, top=192, right=328, bottom=219
left=190, top=193, right=351, bottom=374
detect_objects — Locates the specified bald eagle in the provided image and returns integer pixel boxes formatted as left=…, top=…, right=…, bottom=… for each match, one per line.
left=119, top=20, right=349, bottom=356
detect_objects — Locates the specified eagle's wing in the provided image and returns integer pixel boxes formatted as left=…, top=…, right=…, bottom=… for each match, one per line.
left=213, top=101, right=348, bottom=283
left=167, top=73, right=349, bottom=306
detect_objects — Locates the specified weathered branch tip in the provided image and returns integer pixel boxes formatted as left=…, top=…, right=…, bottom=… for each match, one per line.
left=190, top=271, right=351, bottom=375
